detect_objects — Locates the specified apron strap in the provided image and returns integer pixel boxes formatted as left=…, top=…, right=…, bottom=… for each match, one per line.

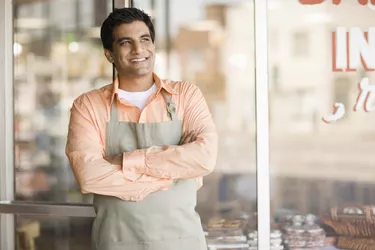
left=109, top=89, right=178, bottom=122
left=110, top=98, right=119, bottom=123
left=161, top=90, right=178, bottom=121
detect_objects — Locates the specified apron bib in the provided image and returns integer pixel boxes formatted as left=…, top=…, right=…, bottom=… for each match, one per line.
left=91, top=91, right=207, bottom=250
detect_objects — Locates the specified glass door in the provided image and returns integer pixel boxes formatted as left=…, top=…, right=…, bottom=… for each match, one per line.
left=131, top=0, right=269, bottom=249
left=0, top=1, right=129, bottom=249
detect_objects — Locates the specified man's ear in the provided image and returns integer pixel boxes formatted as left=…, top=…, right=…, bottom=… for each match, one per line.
left=104, top=49, right=114, bottom=64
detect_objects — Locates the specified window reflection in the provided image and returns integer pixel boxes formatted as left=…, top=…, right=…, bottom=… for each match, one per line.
left=269, top=1, right=375, bottom=249
left=14, top=0, right=113, bottom=202
left=14, top=0, right=258, bottom=249
left=133, top=0, right=257, bottom=249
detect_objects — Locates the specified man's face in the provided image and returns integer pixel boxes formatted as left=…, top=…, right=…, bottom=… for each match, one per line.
left=106, top=21, right=155, bottom=77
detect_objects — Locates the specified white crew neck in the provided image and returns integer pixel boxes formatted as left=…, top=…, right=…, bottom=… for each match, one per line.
left=117, top=84, right=156, bottom=110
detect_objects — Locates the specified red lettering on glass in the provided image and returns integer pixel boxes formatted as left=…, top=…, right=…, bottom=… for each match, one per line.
left=353, top=77, right=375, bottom=112
left=358, top=0, right=375, bottom=5
left=332, top=28, right=375, bottom=72
left=299, top=0, right=340, bottom=4
left=299, top=0, right=375, bottom=5
left=323, top=77, right=375, bottom=123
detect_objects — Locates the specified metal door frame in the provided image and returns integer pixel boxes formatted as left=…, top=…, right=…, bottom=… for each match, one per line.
left=0, top=0, right=270, bottom=249
left=254, top=1, right=271, bottom=249
left=0, top=0, right=15, bottom=248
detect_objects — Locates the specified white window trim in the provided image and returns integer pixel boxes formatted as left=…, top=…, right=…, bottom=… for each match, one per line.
left=0, top=0, right=15, bottom=249
left=254, top=0, right=271, bottom=249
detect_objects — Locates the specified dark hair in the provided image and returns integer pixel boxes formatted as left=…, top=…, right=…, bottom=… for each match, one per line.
left=100, top=8, right=155, bottom=51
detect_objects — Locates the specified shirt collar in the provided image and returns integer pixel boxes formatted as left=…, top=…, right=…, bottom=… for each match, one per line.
left=111, top=72, right=176, bottom=104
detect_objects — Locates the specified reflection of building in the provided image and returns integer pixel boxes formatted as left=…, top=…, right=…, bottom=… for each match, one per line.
left=14, top=0, right=114, bottom=201
left=267, top=2, right=375, bottom=215
left=176, top=21, right=226, bottom=104
left=267, top=1, right=375, bottom=134
left=174, top=2, right=256, bottom=169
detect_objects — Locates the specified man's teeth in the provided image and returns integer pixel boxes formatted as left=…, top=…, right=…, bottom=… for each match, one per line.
left=132, top=58, right=146, bottom=62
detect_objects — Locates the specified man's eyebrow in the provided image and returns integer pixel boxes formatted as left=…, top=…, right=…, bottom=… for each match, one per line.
left=115, top=34, right=151, bottom=43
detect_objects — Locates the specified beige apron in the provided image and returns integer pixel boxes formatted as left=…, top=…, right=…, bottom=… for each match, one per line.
left=91, top=91, right=207, bottom=250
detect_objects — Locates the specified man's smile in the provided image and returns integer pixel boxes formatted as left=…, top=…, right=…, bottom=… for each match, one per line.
left=130, top=57, right=148, bottom=63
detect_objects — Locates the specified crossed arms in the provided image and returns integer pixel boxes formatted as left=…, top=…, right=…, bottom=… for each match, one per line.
left=65, top=84, right=218, bottom=200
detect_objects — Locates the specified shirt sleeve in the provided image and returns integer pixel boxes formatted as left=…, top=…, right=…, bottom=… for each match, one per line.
left=123, top=83, right=218, bottom=180
left=65, top=94, right=173, bottom=200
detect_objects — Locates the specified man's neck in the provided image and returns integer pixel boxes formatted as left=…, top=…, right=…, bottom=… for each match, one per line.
left=118, top=73, right=154, bottom=92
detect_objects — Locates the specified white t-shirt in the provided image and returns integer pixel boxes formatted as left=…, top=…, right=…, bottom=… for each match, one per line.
left=117, top=84, right=156, bottom=110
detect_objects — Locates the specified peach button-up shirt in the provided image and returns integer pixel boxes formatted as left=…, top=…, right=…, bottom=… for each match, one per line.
left=65, top=73, right=218, bottom=201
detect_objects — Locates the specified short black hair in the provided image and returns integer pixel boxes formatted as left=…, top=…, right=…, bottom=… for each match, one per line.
left=100, top=8, right=155, bottom=51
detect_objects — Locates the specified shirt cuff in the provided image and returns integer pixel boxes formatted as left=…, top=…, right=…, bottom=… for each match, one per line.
left=122, top=150, right=146, bottom=181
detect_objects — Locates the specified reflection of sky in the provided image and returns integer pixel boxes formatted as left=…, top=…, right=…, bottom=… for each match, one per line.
left=135, top=0, right=249, bottom=38
left=17, top=0, right=250, bottom=39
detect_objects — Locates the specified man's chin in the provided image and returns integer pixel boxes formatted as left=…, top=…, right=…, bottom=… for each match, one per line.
left=118, top=69, right=153, bottom=77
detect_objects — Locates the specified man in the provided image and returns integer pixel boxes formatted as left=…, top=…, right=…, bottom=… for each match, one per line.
left=65, top=7, right=218, bottom=250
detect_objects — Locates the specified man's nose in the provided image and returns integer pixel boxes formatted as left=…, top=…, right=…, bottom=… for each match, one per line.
left=132, top=42, right=143, bottom=54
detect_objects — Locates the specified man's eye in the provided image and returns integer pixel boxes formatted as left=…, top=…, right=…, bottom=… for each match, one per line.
left=141, top=38, right=150, bottom=42
left=121, top=41, right=131, bottom=45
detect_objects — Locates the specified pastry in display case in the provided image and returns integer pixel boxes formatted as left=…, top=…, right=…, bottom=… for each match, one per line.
left=321, top=204, right=375, bottom=250
left=204, top=212, right=286, bottom=250
left=248, top=230, right=284, bottom=250
left=204, top=216, right=250, bottom=249
left=283, top=214, right=325, bottom=249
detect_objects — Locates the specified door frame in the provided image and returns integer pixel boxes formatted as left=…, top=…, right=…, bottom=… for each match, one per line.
left=0, top=0, right=270, bottom=249
left=254, top=1, right=271, bottom=249
left=0, top=0, right=15, bottom=248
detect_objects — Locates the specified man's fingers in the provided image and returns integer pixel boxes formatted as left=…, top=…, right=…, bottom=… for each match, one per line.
left=185, top=132, right=196, bottom=143
left=190, top=134, right=198, bottom=142
left=179, top=131, right=198, bottom=145
left=179, top=132, right=187, bottom=145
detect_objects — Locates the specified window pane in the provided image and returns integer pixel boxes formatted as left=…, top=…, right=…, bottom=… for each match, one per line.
left=269, top=1, right=375, bottom=249
left=14, top=0, right=113, bottom=202
left=133, top=0, right=257, bottom=249
left=16, top=215, right=92, bottom=250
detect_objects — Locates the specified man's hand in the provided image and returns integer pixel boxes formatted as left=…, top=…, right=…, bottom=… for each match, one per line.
left=179, top=131, right=198, bottom=145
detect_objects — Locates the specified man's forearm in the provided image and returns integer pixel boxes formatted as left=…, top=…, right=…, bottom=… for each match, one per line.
left=121, top=132, right=218, bottom=180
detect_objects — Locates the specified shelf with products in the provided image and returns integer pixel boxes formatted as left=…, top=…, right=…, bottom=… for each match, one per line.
left=202, top=211, right=340, bottom=250
left=204, top=212, right=255, bottom=250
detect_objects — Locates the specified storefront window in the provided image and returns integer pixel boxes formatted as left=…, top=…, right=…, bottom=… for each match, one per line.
left=269, top=1, right=375, bottom=249
left=11, top=0, right=259, bottom=248
left=14, top=0, right=115, bottom=203
left=133, top=0, right=258, bottom=249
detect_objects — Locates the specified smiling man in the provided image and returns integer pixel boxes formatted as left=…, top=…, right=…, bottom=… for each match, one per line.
left=65, top=8, right=218, bottom=250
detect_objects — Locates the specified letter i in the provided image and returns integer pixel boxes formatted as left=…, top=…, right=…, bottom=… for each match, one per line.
left=332, top=27, right=347, bottom=72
